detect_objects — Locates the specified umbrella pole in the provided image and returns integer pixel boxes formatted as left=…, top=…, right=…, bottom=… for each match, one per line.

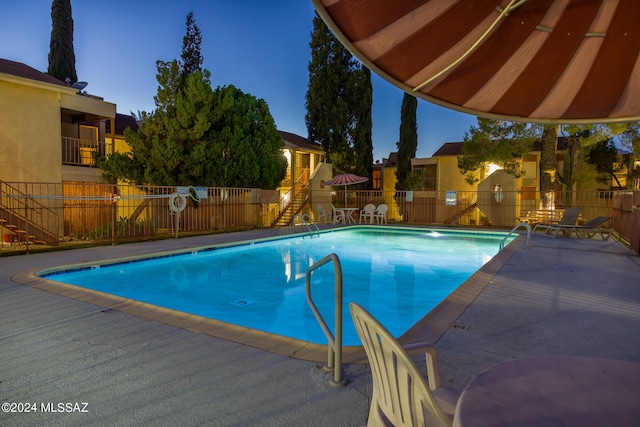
left=344, top=185, right=347, bottom=207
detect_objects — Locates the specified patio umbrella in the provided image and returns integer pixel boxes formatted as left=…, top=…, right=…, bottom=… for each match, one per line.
left=312, top=0, right=640, bottom=124
left=324, top=173, right=369, bottom=207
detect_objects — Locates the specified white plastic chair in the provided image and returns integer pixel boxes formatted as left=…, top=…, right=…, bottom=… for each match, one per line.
left=359, top=204, right=376, bottom=224
left=350, top=302, right=459, bottom=426
left=372, top=204, right=388, bottom=224
left=316, top=204, right=328, bottom=224
left=331, top=204, right=346, bottom=224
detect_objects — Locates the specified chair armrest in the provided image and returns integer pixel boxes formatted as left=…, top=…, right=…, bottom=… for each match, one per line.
left=403, top=341, right=442, bottom=390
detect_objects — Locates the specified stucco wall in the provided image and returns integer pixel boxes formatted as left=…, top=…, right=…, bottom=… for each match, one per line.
left=436, top=156, right=475, bottom=193
left=477, top=170, right=518, bottom=226
left=0, top=81, right=62, bottom=183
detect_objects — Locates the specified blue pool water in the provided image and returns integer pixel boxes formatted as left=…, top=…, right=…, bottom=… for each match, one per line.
left=41, top=227, right=510, bottom=345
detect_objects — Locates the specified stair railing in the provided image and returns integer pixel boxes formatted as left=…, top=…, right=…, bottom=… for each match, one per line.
left=293, top=213, right=320, bottom=238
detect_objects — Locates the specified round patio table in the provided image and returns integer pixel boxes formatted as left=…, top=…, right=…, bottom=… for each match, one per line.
left=453, top=356, right=640, bottom=427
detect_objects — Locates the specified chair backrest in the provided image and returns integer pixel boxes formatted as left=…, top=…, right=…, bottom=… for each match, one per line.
left=581, top=216, right=611, bottom=228
left=559, top=207, right=582, bottom=225
left=376, top=204, right=388, bottom=214
left=316, top=204, right=327, bottom=222
left=362, top=204, right=376, bottom=214
left=349, top=302, right=454, bottom=427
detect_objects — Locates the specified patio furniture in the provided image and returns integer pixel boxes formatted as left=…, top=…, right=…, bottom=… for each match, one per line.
left=545, top=215, right=612, bottom=239
left=359, top=204, right=376, bottom=224
left=453, top=356, right=640, bottom=427
left=518, top=209, right=565, bottom=225
left=331, top=204, right=346, bottom=224
left=341, top=207, right=358, bottom=224
left=372, top=204, right=388, bottom=224
left=316, top=204, right=328, bottom=224
left=532, top=207, right=582, bottom=235
left=350, top=302, right=459, bottom=427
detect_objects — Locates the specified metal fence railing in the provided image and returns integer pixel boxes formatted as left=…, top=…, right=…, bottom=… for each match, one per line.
left=1, top=182, right=267, bottom=245
left=1, top=181, right=638, bottom=252
left=321, top=189, right=617, bottom=226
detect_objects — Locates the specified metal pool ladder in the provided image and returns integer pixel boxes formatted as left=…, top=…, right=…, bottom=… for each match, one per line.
left=306, top=253, right=347, bottom=386
left=293, top=213, right=320, bottom=238
left=500, top=222, right=531, bottom=251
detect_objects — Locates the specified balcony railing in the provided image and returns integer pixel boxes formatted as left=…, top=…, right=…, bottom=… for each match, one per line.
left=61, top=137, right=113, bottom=167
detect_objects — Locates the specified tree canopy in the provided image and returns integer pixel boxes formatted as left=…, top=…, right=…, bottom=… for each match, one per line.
left=97, top=12, right=286, bottom=189
left=306, top=13, right=373, bottom=176
left=457, top=118, right=542, bottom=184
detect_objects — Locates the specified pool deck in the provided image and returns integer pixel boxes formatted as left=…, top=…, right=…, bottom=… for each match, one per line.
left=2, top=226, right=640, bottom=426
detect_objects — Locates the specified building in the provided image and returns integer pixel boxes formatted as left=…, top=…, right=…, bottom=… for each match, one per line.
left=1, top=58, right=117, bottom=243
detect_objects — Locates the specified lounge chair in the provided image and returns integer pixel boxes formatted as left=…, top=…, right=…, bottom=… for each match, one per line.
left=372, top=204, right=388, bottom=224
left=532, top=207, right=582, bottom=235
left=350, top=302, right=459, bottom=427
left=545, top=216, right=613, bottom=239
left=359, top=204, right=376, bottom=224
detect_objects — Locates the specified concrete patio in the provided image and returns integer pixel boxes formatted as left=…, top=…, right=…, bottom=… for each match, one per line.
left=2, top=227, right=639, bottom=426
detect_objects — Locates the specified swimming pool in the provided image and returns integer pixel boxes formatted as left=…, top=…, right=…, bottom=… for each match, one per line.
left=40, top=227, right=512, bottom=346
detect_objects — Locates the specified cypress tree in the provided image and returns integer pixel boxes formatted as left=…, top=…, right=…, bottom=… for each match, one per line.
left=395, top=93, right=418, bottom=189
left=48, top=0, right=77, bottom=83
left=352, top=67, right=373, bottom=184
left=539, top=125, right=558, bottom=207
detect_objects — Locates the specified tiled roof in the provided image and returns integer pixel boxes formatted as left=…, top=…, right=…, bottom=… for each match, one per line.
left=432, top=142, right=464, bottom=157
left=432, top=137, right=569, bottom=158
left=105, top=114, right=139, bottom=135
left=0, top=58, right=70, bottom=88
left=278, top=130, right=324, bottom=152
left=385, top=152, right=398, bottom=167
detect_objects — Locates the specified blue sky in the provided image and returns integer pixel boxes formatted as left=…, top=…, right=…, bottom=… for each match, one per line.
left=1, top=0, right=478, bottom=161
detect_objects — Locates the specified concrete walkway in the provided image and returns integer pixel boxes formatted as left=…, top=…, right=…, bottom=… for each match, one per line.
left=2, top=227, right=639, bottom=426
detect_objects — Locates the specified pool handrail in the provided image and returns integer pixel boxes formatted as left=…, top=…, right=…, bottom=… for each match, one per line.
left=293, top=213, right=320, bottom=238
left=305, top=253, right=347, bottom=387
left=500, top=222, right=531, bottom=251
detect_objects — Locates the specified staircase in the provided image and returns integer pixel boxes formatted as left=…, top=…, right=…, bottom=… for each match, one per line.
left=1, top=181, right=59, bottom=246
left=444, top=194, right=478, bottom=225
left=271, top=183, right=309, bottom=227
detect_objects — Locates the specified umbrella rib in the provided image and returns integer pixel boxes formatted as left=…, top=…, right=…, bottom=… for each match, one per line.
left=413, top=0, right=527, bottom=92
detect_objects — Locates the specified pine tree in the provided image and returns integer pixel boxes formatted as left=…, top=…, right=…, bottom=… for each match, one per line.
left=181, top=12, right=203, bottom=77
left=306, top=13, right=370, bottom=174
left=97, top=13, right=286, bottom=189
left=48, top=0, right=77, bottom=83
left=395, top=93, right=418, bottom=189
left=457, top=119, right=541, bottom=185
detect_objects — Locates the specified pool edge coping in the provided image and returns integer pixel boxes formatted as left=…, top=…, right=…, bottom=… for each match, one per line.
left=10, top=228, right=523, bottom=364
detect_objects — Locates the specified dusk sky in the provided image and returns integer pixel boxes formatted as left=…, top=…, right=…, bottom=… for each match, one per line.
left=1, top=0, right=478, bottom=161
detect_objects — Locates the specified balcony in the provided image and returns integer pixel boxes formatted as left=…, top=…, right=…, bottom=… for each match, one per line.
left=61, top=137, right=112, bottom=167
left=422, top=177, right=436, bottom=191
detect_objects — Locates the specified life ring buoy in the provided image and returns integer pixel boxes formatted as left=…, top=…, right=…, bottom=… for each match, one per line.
left=169, top=193, right=187, bottom=213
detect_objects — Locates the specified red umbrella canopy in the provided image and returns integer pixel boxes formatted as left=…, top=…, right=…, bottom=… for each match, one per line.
left=312, top=0, right=640, bottom=124
left=324, top=173, right=369, bottom=186
left=325, top=173, right=369, bottom=207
